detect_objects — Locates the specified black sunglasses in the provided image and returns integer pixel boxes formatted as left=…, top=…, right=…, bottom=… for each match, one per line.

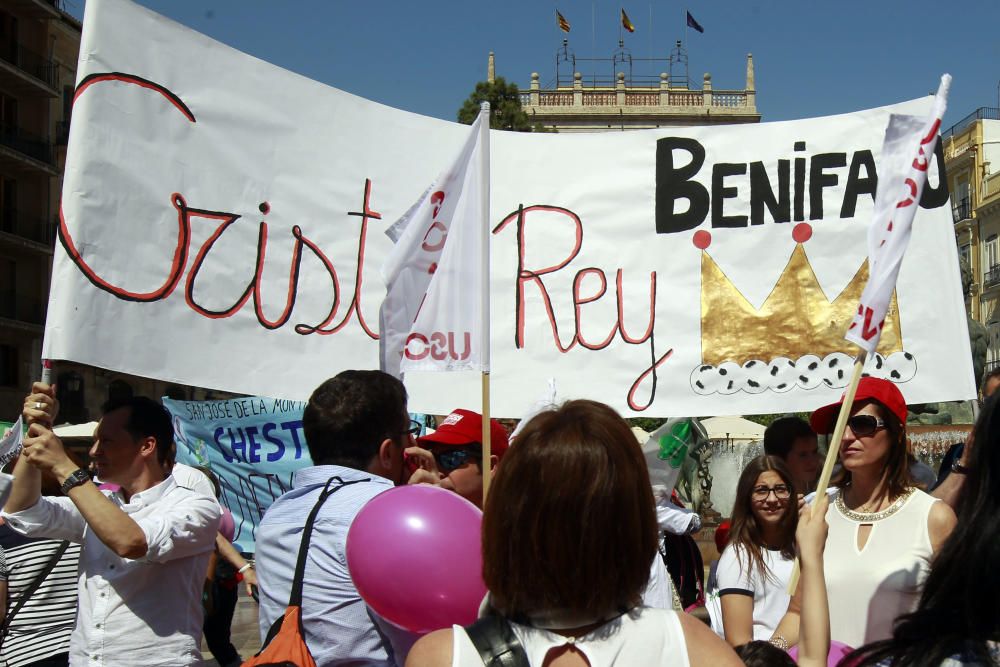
left=846, top=414, right=885, bottom=437
left=434, top=447, right=481, bottom=472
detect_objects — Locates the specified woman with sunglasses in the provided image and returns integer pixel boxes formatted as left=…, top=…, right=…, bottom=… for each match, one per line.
left=843, top=392, right=1000, bottom=666
left=716, top=455, right=797, bottom=646
left=770, top=377, right=957, bottom=651
left=406, top=400, right=740, bottom=667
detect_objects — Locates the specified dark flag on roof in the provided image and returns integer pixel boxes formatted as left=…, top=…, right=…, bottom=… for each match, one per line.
left=686, top=11, right=704, bottom=33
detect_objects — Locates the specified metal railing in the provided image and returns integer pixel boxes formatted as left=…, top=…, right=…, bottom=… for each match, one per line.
left=942, top=107, right=1000, bottom=139
left=953, top=198, right=971, bottom=223
left=984, top=264, right=1000, bottom=290
left=523, top=88, right=747, bottom=108
left=0, top=125, right=54, bottom=166
left=0, top=290, right=44, bottom=324
left=0, top=39, right=58, bottom=89
left=0, top=208, right=55, bottom=245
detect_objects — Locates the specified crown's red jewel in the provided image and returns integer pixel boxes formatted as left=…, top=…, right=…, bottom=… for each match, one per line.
left=692, top=230, right=712, bottom=250
left=792, top=223, right=812, bottom=244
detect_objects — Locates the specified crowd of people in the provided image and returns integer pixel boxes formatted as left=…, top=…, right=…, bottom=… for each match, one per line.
left=0, top=366, right=996, bottom=666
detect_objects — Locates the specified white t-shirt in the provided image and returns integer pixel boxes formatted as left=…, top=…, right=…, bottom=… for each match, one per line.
left=716, top=544, right=794, bottom=641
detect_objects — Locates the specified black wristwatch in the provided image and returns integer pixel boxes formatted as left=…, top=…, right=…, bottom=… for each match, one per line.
left=60, top=468, right=91, bottom=495
left=951, top=460, right=970, bottom=475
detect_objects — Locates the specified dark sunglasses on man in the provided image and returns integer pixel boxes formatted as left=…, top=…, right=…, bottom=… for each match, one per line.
left=432, top=446, right=482, bottom=472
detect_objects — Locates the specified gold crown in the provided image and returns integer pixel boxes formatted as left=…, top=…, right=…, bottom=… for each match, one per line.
left=697, top=226, right=902, bottom=367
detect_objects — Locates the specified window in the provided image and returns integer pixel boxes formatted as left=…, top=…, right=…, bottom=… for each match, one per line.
left=0, top=344, right=17, bottom=387
left=984, top=235, right=998, bottom=279
left=953, top=177, right=971, bottom=222
left=988, top=322, right=1000, bottom=369
left=57, top=371, right=88, bottom=424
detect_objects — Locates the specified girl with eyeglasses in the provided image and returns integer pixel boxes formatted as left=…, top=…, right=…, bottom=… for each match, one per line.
left=716, top=455, right=798, bottom=647
left=770, top=377, right=957, bottom=652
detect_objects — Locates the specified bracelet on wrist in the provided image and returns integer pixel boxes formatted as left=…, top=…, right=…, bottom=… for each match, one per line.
left=238, top=563, right=253, bottom=574
left=769, top=634, right=789, bottom=651
left=951, top=460, right=970, bottom=475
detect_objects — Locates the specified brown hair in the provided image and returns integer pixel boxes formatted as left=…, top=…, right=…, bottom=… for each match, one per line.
left=727, top=455, right=797, bottom=583
left=830, top=399, right=912, bottom=498
left=481, top=400, right=658, bottom=619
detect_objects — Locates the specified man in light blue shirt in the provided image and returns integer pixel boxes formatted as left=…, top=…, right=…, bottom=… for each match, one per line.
left=255, top=370, right=415, bottom=666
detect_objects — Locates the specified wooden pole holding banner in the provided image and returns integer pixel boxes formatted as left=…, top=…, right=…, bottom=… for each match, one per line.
left=478, top=102, right=493, bottom=502
left=787, top=349, right=867, bottom=594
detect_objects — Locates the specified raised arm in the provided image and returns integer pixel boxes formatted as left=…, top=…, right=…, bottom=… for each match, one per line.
left=23, top=423, right=148, bottom=558
left=5, top=383, right=58, bottom=513
left=795, top=495, right=830, bottom=667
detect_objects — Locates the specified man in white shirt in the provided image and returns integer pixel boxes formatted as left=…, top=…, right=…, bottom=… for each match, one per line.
left=5, top=389, right=220, bottom=667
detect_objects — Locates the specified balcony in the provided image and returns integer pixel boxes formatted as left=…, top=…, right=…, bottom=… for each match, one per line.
left=984, top=265, right=1000, bottom=291
left=6, top=0, right=61, bottom=20
left=0, top=290, right=44, bottom=326
left=953, top=198, right=972, bottom=223
left=0, top=125, right=57, bottom=174
left=0, top=208, right=55, bottom=248
left=985, top=171, right=1000, bottom=203
left=0, top=39, right=59, bottom=96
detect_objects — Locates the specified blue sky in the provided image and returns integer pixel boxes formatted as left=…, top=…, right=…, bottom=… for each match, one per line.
left=66, top=1, right=1000, bottom=131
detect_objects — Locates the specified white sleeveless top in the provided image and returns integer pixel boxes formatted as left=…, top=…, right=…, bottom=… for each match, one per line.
left=450, top=607, right=690, bottom=667
left=824, top=487, right=937, bottom=648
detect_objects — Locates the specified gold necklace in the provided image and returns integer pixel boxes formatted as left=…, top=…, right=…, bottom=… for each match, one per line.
left=836, top=487, right=916, bottom=522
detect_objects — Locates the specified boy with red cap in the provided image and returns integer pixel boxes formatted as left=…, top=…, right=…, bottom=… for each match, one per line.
left=406, top=409, right=509, bottom=508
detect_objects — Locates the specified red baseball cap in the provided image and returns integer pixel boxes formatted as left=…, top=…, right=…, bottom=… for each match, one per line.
left=417, top=409, right=510, bottom=460
left=809, top=377, right=908, bottom=434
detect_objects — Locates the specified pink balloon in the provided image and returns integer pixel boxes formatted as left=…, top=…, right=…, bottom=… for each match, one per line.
left=346, top=485, right=486, bottom=634
left=788, top=640, right=854, bottom=667
left=219, top=507, right=235, bottom=543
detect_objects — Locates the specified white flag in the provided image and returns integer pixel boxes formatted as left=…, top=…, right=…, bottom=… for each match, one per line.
left=845, top=75, right=950, bottom=354
left=380, top=109, right=490, bottom=377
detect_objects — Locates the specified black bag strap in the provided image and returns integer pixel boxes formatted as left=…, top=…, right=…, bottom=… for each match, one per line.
left=0, top=540, right=71, bottom=648
left=257, top=476, right=371, bottom=652
left=465, top=616, right=530, bottom=667
left=288, top=476, right=369, bottom=607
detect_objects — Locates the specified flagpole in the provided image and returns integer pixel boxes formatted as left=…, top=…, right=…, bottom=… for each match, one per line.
left=591, top=0, right=596, bottom=60
left=648, top=3, right=653, bottom=62
left=786, top=349, right=867, bottom=593
left=478, top=102, right=493, bottom=502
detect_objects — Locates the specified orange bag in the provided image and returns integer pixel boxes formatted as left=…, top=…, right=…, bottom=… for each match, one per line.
left=242, top=605, right=315, bottom=667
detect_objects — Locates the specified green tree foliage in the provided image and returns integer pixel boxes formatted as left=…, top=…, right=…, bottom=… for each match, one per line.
left=457, top=76, right=533, bottom=132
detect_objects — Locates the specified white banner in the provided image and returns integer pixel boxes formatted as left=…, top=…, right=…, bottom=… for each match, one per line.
left=46, top=0, right=975, bottom=417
